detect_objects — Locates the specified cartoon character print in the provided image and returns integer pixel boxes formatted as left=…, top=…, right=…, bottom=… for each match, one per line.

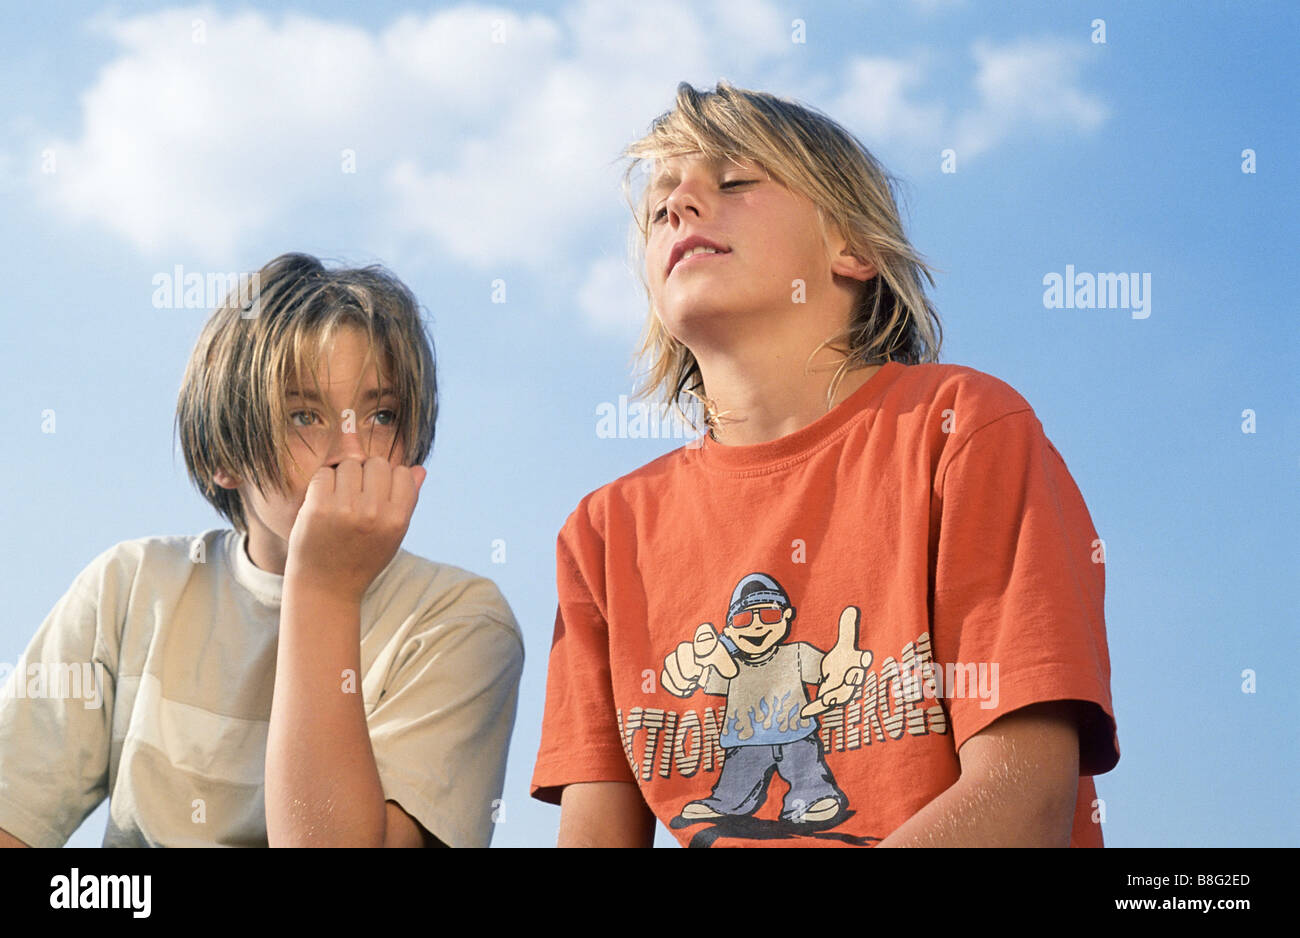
left=660, top=572, right=879, bottom=846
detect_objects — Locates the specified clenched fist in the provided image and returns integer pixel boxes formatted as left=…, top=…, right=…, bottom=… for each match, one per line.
left=283, top=457, right=427, bottom=604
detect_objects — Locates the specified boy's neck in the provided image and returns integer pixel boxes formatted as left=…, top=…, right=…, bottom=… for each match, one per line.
left=688, top=307, right=884, bottom=446
left=243, top=523, right=289, bottom=576
left=697, top=355, right=883, bottom=446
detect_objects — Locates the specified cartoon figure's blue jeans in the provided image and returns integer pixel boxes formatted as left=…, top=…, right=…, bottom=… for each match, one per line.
left=694, top=734, right=844, bottom=820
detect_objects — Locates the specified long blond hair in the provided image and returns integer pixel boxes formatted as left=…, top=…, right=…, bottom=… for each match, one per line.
left=622, top=81, right=943, bottom=429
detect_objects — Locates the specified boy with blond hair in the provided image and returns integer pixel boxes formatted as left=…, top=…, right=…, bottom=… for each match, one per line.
left=531, top=82, right=1119, bottom=847
left=0, top=253, right=523, bottom=848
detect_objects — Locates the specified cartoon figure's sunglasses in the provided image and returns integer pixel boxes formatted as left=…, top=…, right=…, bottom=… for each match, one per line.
left=730, top=607, right=784, bottom=629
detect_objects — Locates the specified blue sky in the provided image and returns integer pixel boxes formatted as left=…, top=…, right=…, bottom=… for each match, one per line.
left=0, top=0, right=1295, bottom=847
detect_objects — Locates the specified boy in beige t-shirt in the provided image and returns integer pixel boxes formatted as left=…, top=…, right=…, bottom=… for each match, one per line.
left=0, top=253, right=523, bottom=847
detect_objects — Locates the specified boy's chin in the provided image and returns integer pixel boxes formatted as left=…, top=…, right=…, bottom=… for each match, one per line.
left=660, top=300, right=749, bottom=340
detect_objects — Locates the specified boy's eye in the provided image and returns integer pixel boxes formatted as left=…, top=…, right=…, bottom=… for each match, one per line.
left=289, top=410, right=319, bottom=427
left=651, top=179, right=754, bottom=224
left=373, top=409, right=398, bottom=427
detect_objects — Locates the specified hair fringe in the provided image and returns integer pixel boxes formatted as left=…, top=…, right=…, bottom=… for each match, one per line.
left=174, top=253, right=437, bottom=532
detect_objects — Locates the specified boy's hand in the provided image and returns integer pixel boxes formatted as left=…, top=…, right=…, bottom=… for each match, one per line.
left=284, top=457, right=427, bottom=604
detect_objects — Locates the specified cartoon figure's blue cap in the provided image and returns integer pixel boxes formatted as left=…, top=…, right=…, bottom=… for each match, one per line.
left=727, top=572, right=791, bottom=622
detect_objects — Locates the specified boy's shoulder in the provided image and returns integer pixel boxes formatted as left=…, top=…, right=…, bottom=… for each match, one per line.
left=378, top=548, right=523, bottom=646
left=557, top=445, right=685, bottom=546
left=886, top=361, right=1036, bottom=425
left=68, top=529, right=226, bottom=592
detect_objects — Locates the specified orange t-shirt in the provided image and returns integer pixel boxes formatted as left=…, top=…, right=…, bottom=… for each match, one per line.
left=531, top=361, right=1119, bottom=847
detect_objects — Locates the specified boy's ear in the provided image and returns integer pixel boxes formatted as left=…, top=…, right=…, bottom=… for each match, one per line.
left=823, top=220, right=877, bottom=281
left=830, top=246, right=877, bottom=282
left=212, top=469, right=241, bottom=490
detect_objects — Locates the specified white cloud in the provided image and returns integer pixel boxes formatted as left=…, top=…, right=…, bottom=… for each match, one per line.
left=825, top=55, right=948, bottom=153
left=386, top=0, right=790, bottom=270
left=577, top=253, right=647, bottom=338
left=27, top=3, right=1108, bottom=324
left=45, top=5, right=572, bottom=259
left=34, top=0, right=790, bottom=266
left=905, top=0, right=968, bottom=12
left=826, top=36, right=1107, bottom=164
left=954, top=37, right=1109, bottom=160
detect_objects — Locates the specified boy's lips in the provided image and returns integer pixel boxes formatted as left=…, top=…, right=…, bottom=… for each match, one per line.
left=671, top=250, right=731, bottom=277
left=666, top=235, right=731, bottom=277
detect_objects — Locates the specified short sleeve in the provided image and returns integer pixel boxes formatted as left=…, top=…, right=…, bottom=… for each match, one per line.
left=931, top=409, right=1119, bottom=776
left=530, top=508, right=637, bottom=805
left=366, top=608, right=523, bottom=849
left=0, top=568, right=116, bottom=847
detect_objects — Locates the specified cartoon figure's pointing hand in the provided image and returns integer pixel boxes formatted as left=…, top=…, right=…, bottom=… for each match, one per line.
left=661, top=623, right=739, bottom=696
left=801, top=606, right=873, bottom=718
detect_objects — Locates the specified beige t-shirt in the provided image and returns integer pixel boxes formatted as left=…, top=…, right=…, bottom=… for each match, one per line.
left=0, top=528, right=523, bottom=848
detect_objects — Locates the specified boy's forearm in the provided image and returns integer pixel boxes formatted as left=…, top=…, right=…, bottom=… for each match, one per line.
left=558, top=782, right=657, bottom=848
left=877, top=702, right=1080, bottom=847
left=874, top=773, right=1073, bottom=848
left=265, top=583, right=387, bottom=847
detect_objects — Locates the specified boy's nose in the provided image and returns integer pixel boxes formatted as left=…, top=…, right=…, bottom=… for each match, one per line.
left=665, top=187, right=703, bottom=226
left=327, top=423, right=369, bottom=464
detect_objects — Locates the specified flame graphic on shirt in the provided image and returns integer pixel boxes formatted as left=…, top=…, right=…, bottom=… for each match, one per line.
left=727, top=691, right=812, bottom=742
